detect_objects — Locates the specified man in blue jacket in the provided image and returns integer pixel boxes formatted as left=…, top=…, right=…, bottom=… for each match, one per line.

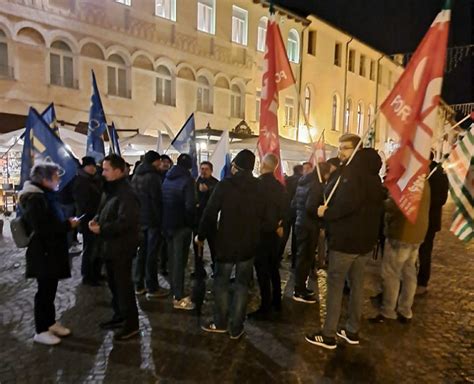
left=162, top=154, right=196, bottom=310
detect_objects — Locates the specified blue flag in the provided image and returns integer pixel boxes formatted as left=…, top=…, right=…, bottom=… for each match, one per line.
left=109, top=122, right=121, bottom=156
left=171, top=113, right=198, bottom=177
left=87, top=70, right=107, bottom=163
left=41, top=103, right=59, bottom=136
left=20, top=107, right=79, bottom=190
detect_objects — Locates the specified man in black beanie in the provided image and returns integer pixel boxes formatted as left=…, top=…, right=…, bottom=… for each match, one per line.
left=197, top=149, right=266, bottom=339
left=162, top=154, right=196, bottom=310
left=131, top=151, right=168, bottom=299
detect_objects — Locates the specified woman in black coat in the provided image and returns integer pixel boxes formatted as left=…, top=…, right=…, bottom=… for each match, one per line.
left=19, top=162, right=79, bottom=346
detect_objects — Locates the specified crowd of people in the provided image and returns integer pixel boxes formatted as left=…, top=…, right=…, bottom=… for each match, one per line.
left=17, top=132, right=449, bottom=348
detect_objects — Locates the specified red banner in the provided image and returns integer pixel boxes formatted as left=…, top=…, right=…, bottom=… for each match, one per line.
left=257, top=16, right=296, bottom=184
left=382, top=7, right=450, bottom=223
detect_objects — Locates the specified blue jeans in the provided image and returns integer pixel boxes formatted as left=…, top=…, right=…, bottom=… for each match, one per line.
left=381, top=239, right=419, bottom=319
left=133, top=227, right=162, bottom=293
left=167, top=227, right=192, bottom=300
left=213, top=259, right=254, bottom=336
left=323, top=250, right=370, bottom=338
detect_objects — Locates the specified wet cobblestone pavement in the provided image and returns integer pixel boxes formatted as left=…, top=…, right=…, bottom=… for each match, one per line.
left=0, top=203, right=472, bottom=383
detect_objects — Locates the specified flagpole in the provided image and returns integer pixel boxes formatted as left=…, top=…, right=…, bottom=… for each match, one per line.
left=434, top=112, right=472, bottom=144
left=325, top=110, right=381, bottom=206
left=165, top=113, right=194, bottom=154
left=0, top=132, right=25, bottom=159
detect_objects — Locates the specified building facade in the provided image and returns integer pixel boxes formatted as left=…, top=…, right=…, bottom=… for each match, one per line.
left=0, top=0, right=450, bottom=153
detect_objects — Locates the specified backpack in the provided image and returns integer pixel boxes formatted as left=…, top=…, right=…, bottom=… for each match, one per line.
left=10, top=211, right=33, bottom=249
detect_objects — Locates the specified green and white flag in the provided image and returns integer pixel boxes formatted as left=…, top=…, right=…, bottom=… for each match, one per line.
left=445, top=128, right=473, bottom=242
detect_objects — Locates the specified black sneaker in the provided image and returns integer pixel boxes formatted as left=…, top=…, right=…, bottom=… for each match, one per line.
left=305, top=333, right=337, bottom=350
left=293, top=291, right=317, bottom=304
left=336, top=329, right=359, bottom=345
left=229, top=329, right=245, bottom=340
left=99, top=318, right=124, bottom=330
left=368, top=314, right=391, bottom=324
left=201, top=321, right=227, bottom=334
left=304, top=288, right=315, bottom=296
left=397, top=313, right=412, bottom=324
left=114, top=328, right=139, bottom=341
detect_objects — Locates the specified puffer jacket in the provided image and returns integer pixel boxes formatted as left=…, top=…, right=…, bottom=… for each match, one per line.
left=132, top=162, right=162, bottom=228
left=292, top=170, right=325, bottom=230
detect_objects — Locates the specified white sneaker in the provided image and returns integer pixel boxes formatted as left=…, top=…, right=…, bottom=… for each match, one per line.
left=34, top=331, right=61, bottom=345
left=49, top=322, right=71, bottom=337
left=173, top=296, right=196, bottom=311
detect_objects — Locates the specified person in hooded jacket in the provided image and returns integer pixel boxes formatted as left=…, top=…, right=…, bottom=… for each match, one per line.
left=132, top=150, right=168, bottom=299
left=72, top=156, right=103, bottom=286
left=158, top=154, right=174, bottom=276
left=292, top=162, right=330, bottom=304
left=162, top=154, right=196, bottom=311
left=89, top=154, right=140, bottom=341
left=19, top=162, right=80, bottom=345
left=306, top=134, right=384, bottom=350
left=196, top=149, right=265, bottom=339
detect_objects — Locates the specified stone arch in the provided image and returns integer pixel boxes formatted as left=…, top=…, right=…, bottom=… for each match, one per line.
left=105, top=45, right=131, bottom=66
left=214, top=73, right=230, bottom=89
left=15, top=24, right=46, bottom=46
left=79, top=38, right=106, bottom=60
left=132, top=54, right=154, bottom=71
left=47, top=31, right=79, bottom=53
left=176, top=62, right=196, bottom=81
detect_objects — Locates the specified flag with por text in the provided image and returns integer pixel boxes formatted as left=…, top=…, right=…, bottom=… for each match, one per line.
left=445, top=128, right=473, bottom=242
left=87, top=70, right=108, bottom=163
left=171, top=113, right=198, bottom=178
left=20, top=107, right=79, bottom=190
left=382, top=4, right=450, bottom=223
left=257, top=14, right=296, bottom=184
left=210, top=129, right=231, bottom=181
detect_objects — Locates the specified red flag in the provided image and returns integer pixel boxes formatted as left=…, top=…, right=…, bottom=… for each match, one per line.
left=257, top=15, right=296, bottom=184
left=382, top=5, right=450, bottom=223
left=309, top=131, right=326, bottom=167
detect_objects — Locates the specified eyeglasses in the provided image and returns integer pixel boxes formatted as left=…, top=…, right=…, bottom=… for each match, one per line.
left=339, top=145, right=354, bottom=151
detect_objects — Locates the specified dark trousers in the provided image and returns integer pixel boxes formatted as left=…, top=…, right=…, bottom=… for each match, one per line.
left=133, top=227, right=161, bottom=292
left=255, top=232, right=281, bottom=311
left=34, top=278, right=58, bottom=333
left=295, top=224, right=320, bottom=294
left=81, top=229, right=102, bottom=282
left=105, top=257, right=139, bottom=330
left=418, top=228, right=437, bottom=287
left=160, top=238, right=168, bottom=273
left=193, top=227, right=217, bottom=271
left=167, top=228, right=192, bottom=300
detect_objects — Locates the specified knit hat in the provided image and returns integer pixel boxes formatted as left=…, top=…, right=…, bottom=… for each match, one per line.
left=233, top=149, right=255, bottom=171
left=81, top=156, right=96, bottom=168
left=177, top=153, right=193, bottom=170
left=144, top=150, right=161, bottom=164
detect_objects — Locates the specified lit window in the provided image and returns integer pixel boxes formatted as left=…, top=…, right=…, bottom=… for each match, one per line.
left=230, top=84, right=244, bottom=118
left=359, top=55, right=366, bottom=77
left=50, top=41, right=74, bottom=88
left=156, top=65, right=173, bottom=105
left=357, top=103, right=363, bottom=135
left=115, top=0, right=131, bottom=6
left=344, top=98, right=352, bottom=132
left=197, top=75, right=212, bottom=113
left=255, top=90, right=261, bottom=121
left=348, top=49, right=355, bottom=72
left=285, top=97, right=295, bottom=126
left=0, top=30, right=10, bottom=78
left=334, top=42, right=342, bottom=66
left=257, top=17, right=267, bottom=52
left=107, top=54, right=129, bottom=98
left=331, top=94, right=339, bottom=131
left=232, top=6, right=248, bottom=46
left=197, top=0, right=215, bottom=35
left=155, top=0, right=176, bottom=21
left=287, top=29, right=300, bottom=64
left=304, top=86, right=311, bottom=119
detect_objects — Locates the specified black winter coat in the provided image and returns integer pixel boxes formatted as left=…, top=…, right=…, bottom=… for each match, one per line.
left=132, top=162, right=162, bottom=228
left=292, top=170, right=325, bottom=230
left=72, top=168, right=102, bottom=232
left=427, top=161, right=449, bottom=232
left=19, top=182, right=71, bottom=279
left=324, top=149, right=385, bottom=255
left=259, top=173, right=289, bottom=233
left=196, top=176, right=219, bottom=219
left=198, top=170, right=265, bottom=263
left=96, top=178, right=140, bottom=260
left=162, top=165, right=196, bottom=236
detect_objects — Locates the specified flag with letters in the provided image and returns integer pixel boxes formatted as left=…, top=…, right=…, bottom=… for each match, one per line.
left=382, top=3, right=450, bottom=223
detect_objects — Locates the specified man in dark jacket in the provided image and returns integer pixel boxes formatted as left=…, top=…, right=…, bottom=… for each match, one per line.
left=305, top=135, right=384, bottom=349
left=162, top=154, right=196, bottom=310
left=249, top=154, right=287, bottom=319
left=417, top=158, right=449, bottom=295
left=132, top=150, right=167, bottom=299
left=72, top=156, right=103, bottom=286
left=197, top=149, right=265, bottom=339
left=158, top=154, right=174, bottom=275
left=89, top=154, right=140, bottom=341
left=193, top=161, right=219, bottom=274
left=292, top=162, right=330, bottom=304
left=283, top=164, right=303, bottom=267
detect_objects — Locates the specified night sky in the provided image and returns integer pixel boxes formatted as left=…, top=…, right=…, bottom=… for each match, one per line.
left=275, top=0, right=473, bottom=105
